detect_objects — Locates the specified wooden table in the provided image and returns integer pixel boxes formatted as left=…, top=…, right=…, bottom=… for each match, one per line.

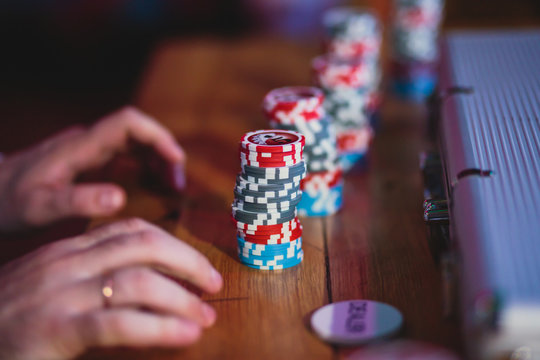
left=75, top=35, right=461, bottom=359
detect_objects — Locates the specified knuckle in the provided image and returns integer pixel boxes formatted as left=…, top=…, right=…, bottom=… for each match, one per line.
left=129, top=268, right=156, bottom=294
left=121, top=217, right=149, bottom=231
left=118, top=106, right=146, bottom=124
left=135, top=229, right=162, bottom=251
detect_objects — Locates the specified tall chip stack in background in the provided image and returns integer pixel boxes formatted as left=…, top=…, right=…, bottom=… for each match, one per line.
left=389, top=0, right=445, bottom=100
left=314, top=7, right=383, bottom=172
left=232, top=130, right=306, bottom=270
left=263, top=86, right=344, bottom=217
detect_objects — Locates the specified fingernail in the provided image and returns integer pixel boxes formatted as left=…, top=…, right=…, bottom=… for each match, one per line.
left=211, top=268, right=223, bottom=289
left=99, top=190, right=123, bottom=210
left=201, top=303, right=216, bottom=327
left=173, top=163, right=186, bottom=190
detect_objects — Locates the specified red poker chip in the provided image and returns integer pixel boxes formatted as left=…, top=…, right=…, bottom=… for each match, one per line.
left=326, top=37, right=381, bottom=59
left=240, top=130, right=305, bottom=153
left=240, top=158, right=303, bottom=168
left=238, top=225, right=303, bottom=238
left=239, top=151, right=303, bottom=163
left=312, top=54, right=373, bottom=89
left=239, top=145, right=303, bottom=158
left=263, top=86, right=325, bottom=124
left=238, top=232, right=302, bottom=245
left=239, top=223, right=301, bottom=235
left=238, top=221, right=302, bottom=234
left=301, top=168, right=343, bottom=190
left=337, top=127, right=373, bottom=152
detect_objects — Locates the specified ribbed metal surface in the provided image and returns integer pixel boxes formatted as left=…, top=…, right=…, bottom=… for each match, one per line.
left=441, top=30, right=540, bottom=322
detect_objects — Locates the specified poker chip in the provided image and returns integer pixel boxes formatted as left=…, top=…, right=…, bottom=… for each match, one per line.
left=233, top=129, right=306, bottom=270
left=241, top=173, right=305, bottom=186
left=241, top=249, right=304, bottom=269
left=389, top=59, right=438, bottom=101
left=240, top=129, right=305, bottom=153
left=237, top=228, right=303, bottom=245
left=263, top=86, right=345, bottom=217
left=322, top=7, right=382, bottom=59
left=298, top=180, right=344, bottom=217
left=314, top=6, right=382, bottom=172
left=232, top=199, right=301, bottom=214
left=236, top=175, right=300, bottom=192
left=340, top=151, right=368, bottom=172
left=233, top=187, right=302, bottom=202
left=233, top=217, right=299, bottom=232
left=390, top=0, right=444, bottom=63
left=312, top=54, right=378, bottom=90
left=310, top=300, right=403, bottom=345
left=238, top=237, right=302, bottom=252
left=263, top=86, right=325, bottom=125
left=243, top=252, right=303, bottom=270
left=241, top=162, right=306, bottom=177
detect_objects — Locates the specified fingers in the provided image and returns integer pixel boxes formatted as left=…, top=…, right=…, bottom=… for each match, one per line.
left=75, top=309, right=202, bottom=348
left=60, top=267, right=216, bottom=328
left=22, top=184, right=126, bottom=226
left=71, top=227, right=223, bottom=295
left=69, top=107, right=185, bottom=174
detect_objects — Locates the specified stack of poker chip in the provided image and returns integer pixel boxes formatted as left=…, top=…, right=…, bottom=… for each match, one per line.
left=232, top=129, right=306, bottom=270
left=263, top=86, right=344, bottom=217
left=322, top=7, right=382, bottom=61
left=312, top=54, right=377, bottom=172
left=315, top=7, right=383, bottom=172
left=389, top=0, right=445, bottom=100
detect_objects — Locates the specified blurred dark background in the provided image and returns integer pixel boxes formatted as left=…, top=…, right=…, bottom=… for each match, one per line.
left=1, top=0, right=539, bottom=152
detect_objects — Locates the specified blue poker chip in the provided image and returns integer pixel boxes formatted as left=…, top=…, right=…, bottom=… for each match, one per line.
left=340, top=151, right=368, bottom=172
left=297, top=181, right=344, bottom=217
left=241, top=250, right=304, bottom=270
left=238, top=242, right=301, bottom=260
left=240, top=249, right=304, bottom=266
left=390, top=76, right=437, bottom=101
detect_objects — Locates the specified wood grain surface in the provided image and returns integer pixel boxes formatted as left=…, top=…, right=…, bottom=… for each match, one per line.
left=74, top=35, right=462, bottom=359
left=0, top=1, right=538, bottom=359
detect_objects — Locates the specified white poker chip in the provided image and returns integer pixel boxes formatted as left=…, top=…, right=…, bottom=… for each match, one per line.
left=345, top=340, right=460, bottom=360
left=310, top=300, right=403, bottom=345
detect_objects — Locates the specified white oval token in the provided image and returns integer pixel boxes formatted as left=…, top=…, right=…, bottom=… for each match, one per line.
left=310, top=300, right=403, bottom=345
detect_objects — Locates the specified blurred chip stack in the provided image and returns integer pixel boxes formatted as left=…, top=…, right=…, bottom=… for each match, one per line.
left=389, top=0, right=445, bottom=100
left=263, top=86, right=344, bottom=217
left=232, top=129, right=306, bottom=270
left=316, top=7, right=383, bottom=172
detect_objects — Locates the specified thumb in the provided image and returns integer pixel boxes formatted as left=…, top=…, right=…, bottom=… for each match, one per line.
left=26, top=184, right=126, bottom=225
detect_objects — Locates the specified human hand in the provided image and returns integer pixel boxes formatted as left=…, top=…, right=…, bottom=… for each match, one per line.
left=0, top=218, right=223, bottom=360
left=0, top=107, right=185, bottom=231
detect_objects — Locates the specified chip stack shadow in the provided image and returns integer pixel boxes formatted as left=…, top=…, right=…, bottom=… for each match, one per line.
left=232, top=129, right=306, bottom=270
